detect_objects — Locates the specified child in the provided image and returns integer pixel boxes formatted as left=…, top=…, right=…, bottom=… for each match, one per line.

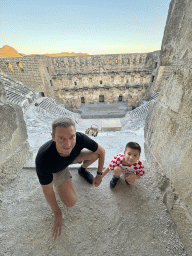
left=102, top=142, right=145, bottom=188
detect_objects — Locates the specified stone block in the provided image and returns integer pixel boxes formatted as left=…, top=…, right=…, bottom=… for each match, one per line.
left=101, top=118, right=122, bottom=132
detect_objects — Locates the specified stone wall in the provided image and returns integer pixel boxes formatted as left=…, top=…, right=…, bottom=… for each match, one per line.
left=58, top=84, right=148, bottom=109
left=0, top=51, right=160, bottom=108
left=144, top=0, right=192, bottom=253
left=0, top=81, right=31, bottom=186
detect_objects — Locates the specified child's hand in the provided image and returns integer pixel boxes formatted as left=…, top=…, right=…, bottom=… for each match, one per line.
left=125, top=174, right=137, bottom=184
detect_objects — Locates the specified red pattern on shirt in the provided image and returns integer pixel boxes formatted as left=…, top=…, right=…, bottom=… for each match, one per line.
left=109, top=153, right=145, bottom=176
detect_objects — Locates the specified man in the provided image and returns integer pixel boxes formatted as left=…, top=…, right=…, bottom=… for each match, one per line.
left=35, top=117, right=105, bottom=239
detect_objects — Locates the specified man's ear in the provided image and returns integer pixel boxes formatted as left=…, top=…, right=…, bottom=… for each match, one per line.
left=51, top=133, right=55, bottom=141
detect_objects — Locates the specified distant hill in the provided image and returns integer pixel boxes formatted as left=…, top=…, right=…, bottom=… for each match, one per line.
left=0, top=45, right=22, bottom=58
left=0, top=45, right=89, bottom=58
left=44, top=52, right=89, bottom=57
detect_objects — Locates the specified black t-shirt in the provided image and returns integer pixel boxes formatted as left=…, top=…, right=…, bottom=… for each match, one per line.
left=35, top=132, right=98, bottom=185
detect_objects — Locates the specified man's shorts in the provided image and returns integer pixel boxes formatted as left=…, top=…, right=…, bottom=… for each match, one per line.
left=52, top=158, right=81, bottom=188
left=52, top=148, right=93, bottom=188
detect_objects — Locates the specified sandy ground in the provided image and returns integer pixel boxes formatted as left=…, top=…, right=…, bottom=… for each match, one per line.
left=0, top=107, right=188, bottom=255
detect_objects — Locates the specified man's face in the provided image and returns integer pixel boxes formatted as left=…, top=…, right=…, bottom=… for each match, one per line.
left=51, top=126, right=76, bottom=157
left=123, top=147, right=140, bottom=166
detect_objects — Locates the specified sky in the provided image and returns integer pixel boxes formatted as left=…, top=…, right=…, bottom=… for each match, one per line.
left=1, top=0, right=171, bottom=55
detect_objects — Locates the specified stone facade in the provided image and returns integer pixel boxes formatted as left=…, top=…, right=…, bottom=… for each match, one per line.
left=52, top=52, right=160, bottom=108
left=0, top=51, right=160, bottom=108
left=0, top=81, right=31, bottom=186
left=144, top=0, right=192, bottom=253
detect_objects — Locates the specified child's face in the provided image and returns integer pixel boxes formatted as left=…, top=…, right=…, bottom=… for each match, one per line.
left=123, top=147, right=140, bottom=166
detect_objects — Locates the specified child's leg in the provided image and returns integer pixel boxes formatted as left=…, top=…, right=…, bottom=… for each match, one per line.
left=125, top=173, right=131, bottom=185
left=125, top=173, right=137, bottom=185
left=113, top=166, right=123, bottom=178
left=110, top=166, right=122, bottom=188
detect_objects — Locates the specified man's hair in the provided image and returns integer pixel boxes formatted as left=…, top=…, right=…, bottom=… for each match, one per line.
left=125, top=142, right=141, bottom=154
left=52, top=117, right=75, bottom=135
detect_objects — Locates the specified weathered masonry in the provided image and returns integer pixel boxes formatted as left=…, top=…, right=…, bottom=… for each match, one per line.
left=0, top=81, right=31, bottom=186
left=144, top=0, right=192, bottom=253
left=0, top=51, right=160, bottom=108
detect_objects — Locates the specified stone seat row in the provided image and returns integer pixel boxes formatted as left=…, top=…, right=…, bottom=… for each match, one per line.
left=130, top=101, right=151, bottom=121
left=6, top=90, right=26, bottom=105
left=0, top=73, right=37, bottom=95
left=0, top=72, right=78, bottom=123
left=35, top=97, right=79, bottom=123
left=4, top=80, right=36, bottom=96
left=4, top=84, right=34, bottom=100
left=129, top=93, right=159, bottom=121
left=0, top=73, right=41, bottom=108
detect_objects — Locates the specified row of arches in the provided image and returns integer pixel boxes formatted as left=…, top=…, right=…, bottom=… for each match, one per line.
left=54, top=55, right=150, bottom=68
left=81, top=95, right=123, bottom=104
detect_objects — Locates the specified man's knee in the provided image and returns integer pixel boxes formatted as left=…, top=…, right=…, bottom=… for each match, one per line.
left=56, top=178, right=76, bottom=207
left=65, top=197, right=76, bottom=208
left=59, top=192, right=76, bottom=207
left=78, top=150, right=99, bottom=163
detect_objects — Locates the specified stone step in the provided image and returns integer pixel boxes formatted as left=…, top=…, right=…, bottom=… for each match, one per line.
left=80, top=102, right=127, bottom=119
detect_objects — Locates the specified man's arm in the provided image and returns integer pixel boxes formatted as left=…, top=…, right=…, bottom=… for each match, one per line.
left=41, top=182, right=63, bottom=239
left=93, top=144, right=105, bottom=187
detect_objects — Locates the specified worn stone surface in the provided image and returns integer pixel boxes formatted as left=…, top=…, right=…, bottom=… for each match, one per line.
left=0, top=81, right=7, bottom=102
left=0, top=166, right=188, bottom=256
left=144, top=0, right=192, bottom=253
left=0, top=81, right=31, bottom=186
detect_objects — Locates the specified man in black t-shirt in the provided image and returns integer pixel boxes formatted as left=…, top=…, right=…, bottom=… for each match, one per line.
left=35, top=116, right=105, bottom=239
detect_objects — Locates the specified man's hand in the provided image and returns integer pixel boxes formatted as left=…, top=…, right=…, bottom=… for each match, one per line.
left=52, top=212, right=64, bottom=239
left=93, top=175, right=102, bottom=187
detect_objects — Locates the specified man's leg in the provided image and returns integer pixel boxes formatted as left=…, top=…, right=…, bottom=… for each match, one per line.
left=53, top=168, right=76, bottom=207
left=75, top=149, right=99, bottom=184
left=56, top=178, right=76, bottom=207
left=49, top=173, right=76, bottom=240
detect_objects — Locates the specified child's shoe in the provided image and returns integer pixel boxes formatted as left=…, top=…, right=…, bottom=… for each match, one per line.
left=110, top=175, right=120, bottom=188
left=78, top=167, right=94, bottom=184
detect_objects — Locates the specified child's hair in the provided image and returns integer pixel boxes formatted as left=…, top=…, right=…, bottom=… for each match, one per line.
left=125, top=142, right=141, bottom=154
